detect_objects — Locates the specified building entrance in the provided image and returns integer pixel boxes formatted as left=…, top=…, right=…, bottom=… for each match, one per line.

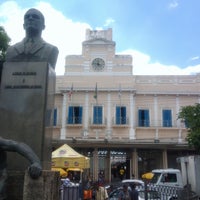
left=90, top=148, right=131, bottom=183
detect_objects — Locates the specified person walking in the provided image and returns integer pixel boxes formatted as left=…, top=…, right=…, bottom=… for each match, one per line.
left=118, top=184, right=131, bottom=200
left=93, top=181, right=108, bottom=200
left=129, top=183, right=139, bottom=200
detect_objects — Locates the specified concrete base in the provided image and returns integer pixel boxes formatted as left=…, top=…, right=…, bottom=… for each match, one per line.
left=23, top=170, right=60, bottom=200
left=5, top=170, right=60, bottom=200
left=6, top=171, right=25, bottom=200
left=0, top=62, right=55, bottom=170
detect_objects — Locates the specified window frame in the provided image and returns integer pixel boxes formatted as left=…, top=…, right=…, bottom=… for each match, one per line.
left=162, top=109, right=172, bottom=127
left=138, top=109, right=150, bottom=127
left=116, top=106, right=127, bottom=125
left=93, top=105, right=103, bottom=124
left=68, top=106, right=83, bottom=124
left=53, top=108, right=57, bottom=126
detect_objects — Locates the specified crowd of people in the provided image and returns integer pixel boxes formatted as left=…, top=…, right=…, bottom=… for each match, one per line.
left=118, top=183, right=139, bottom=200
left=61, top=172, right=139, bottom=200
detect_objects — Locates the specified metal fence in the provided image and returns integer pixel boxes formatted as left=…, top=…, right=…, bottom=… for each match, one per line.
left=60, top=183, right=199, bottom=200
left=61, top=185, right=80, bottom=200
left=140, top=184, right=199, bottom=200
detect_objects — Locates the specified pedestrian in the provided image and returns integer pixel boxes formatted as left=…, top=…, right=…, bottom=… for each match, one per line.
left=93, top=181, right=108, bottom=200
left=129, top=183, right=139, bottom=200
left=118, top=184, right=131, bottom=200
left=119, top=167, right=125, bottom=180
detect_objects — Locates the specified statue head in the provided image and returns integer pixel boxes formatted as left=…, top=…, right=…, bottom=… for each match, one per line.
left=23, top=8, right=45, bottom=37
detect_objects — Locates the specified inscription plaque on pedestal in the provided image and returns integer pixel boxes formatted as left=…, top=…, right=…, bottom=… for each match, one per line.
left=0, top=62, right=55, bottom=170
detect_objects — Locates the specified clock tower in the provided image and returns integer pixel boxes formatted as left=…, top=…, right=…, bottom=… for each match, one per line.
left=65, top=28, right=132, bottom=75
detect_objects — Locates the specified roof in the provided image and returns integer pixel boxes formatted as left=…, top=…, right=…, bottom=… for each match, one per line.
left=152, top=169, right=181, bottom=173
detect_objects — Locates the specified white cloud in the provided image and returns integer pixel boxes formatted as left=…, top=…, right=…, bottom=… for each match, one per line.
left=0, top=1, right=199, bottom=76
left=190, top=56, right=199, bottom=61
left=168, top=0, right=179, bottom=9
left=120, top=49, right=200, bottom=75
left=104, top=18, right=115, bottom=27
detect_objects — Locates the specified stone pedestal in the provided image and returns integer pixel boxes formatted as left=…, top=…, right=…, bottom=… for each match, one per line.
left=5, top=170, right=60, bottom=200
left=23, top=170, right=60, bottom=200
left=6, top=171, right=25, bottom=200
left=0, top=62, right=55, bottom=170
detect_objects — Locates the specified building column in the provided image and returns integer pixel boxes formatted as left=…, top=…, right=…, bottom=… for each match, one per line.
left=105, top=150, right=111, bottom=183
left=83, top=92, right=89, bottom=138
left=131, top=148, right=138, bottom=178
left=129, top=93, right=136, bottom=139
left=162, top=149, right=168, bottom=168
left=105, top=92, right=112, bottom=139
left=93, top=148, right=98, bottom=181
left=176, top=95, right=183, bottom=142
left=176, top=95, right=180, bottom=128
left=154, top=95, right=159, bottom=140
left=60, top=93, right=67, bottom=139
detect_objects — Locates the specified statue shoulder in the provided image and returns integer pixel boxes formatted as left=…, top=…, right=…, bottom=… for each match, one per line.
left=43, top=41, right=58, bottom=51
left=7, top=40, right=25, bottom=53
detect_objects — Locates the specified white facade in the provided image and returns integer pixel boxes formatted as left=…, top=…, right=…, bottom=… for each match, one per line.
left=53, top=28, right=200, bottom=181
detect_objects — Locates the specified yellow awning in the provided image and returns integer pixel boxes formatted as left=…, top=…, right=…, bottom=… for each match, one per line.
left=67, top=168, right=83, bottom=172
left=52, top=144, right=90, bottom=169
left=51, top=167, right=68, bottom=177
left=142, top=172, right=154, bottom=179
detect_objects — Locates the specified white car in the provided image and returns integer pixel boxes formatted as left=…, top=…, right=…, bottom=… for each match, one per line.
left=121, top=179, right=144, bottom=190
left=109, top=179, right=145, bottom=200
left=109, top=187, right=161, bottom=200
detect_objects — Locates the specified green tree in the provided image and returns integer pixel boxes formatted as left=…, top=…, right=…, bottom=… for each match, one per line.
left=0, top=26, right=11, bottom=61
left=178, top=103, right=200, bottom=153
left=0, top=26, right=10, bottom=82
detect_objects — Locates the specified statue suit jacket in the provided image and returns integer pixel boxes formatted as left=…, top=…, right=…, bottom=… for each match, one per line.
left=6, top=38, right=59, bottom=69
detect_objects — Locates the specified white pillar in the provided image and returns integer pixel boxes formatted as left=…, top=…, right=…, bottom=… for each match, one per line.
left=129, top=93, right=135, bottom=139
left=84, top=92, right=89, bottom=130
left=154, top=95, right=159, bottom=139
left=60, top=93, right=67, bottom=139
left=176, top=95, right=183, bottom=142
left=176, top=95, right=180, bottom=127
left=105, top=150, right=111, bottom=183
left=162, top=149, right=168, bottom=168
left=178, top=129, right=183, bottom=143
left=93, top=148, right=98, bottom=181
left=131, top=149, right=138, bottom=178
left=107, top=92, right=111, bottom=129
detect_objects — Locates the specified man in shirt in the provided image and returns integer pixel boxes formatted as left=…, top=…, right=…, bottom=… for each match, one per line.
left=93, top=181, right=108, bottom=200
left=118, top=184, right=131, bottom=200
left=0, top=137, right=42, bottom=200
left=130, top=183, right=139, bottom=200
left=6, top=8, right=58, bottom=69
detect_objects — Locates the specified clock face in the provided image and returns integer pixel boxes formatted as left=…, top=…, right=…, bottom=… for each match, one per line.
left=92, top=58, right=105, bottom=71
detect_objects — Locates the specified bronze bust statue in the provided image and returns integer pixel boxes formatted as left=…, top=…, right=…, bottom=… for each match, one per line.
left=5, top=8, right=59, bottom=69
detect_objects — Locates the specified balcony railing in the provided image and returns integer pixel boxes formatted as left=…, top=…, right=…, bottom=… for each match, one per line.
left=90, top=117, right=107, bottom=127
left=136, top=120, right=186, bottom=128
left=64, top=117, right=186, bottom=129
left=112, top=117, right=129, bottom=126
left=67, top=117, right=82, bottom=126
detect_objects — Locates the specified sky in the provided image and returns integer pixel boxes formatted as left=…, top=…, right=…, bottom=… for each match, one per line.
left=0, top=0, right=200, bottom=76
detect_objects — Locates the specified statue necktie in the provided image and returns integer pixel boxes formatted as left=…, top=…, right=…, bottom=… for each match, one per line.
left=25, top=39, right=33, bottom=54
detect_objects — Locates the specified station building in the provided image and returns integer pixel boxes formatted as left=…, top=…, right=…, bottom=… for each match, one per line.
left=52, top=28, right=200, bottom=182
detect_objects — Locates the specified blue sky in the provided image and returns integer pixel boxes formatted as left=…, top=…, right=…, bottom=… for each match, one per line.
left=0, top=0, right=200, bottom=75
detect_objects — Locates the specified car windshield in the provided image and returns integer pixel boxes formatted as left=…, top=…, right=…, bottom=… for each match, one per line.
left=150, top=173, right=161, bottom=184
